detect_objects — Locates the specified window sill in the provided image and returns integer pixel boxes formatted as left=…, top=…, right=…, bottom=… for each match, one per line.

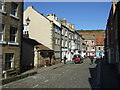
left=8, top=42, right=19, bottom=46
left=0, top=10, right=7, bottom=15
left=10, top=14, right=19, bottom=20
left=0, top=41, right=7, bottom=45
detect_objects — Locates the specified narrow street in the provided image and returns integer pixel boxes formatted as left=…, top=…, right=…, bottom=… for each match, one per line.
left=2, top=58, right=100, bottom=88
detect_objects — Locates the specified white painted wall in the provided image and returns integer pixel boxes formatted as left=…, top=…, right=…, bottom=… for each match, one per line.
left=23, top=6, right=53, bottom=50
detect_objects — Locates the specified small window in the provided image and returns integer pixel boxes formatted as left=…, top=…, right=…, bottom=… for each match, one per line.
left=62, top=39, right=64, bottom=47
left=10, top=27, right=17, bottom=42
left=69, top=42, right=71, bottom=48
left=65, top=40, right=67, bottom=47
left=69, top=33, right=71, bottom=38
left=11, top=2, right=18, bottom=16
left=54, top=26, right=57, bottom=33
left=86, top=41, right=88, bottom=44
left=0, top=24, right=4, bottom=41
left=57, top=39, right=59, bottom=45
left=62, top=29, right=64, bottom=35
left=92, top=41, right=94, bottom=45
left=98, top=47, right=101, bottom=50
left=0, top=1, right=4, bottom=11
left=92, top=47, right=95, bottom=49
left=5, top=53, right=14, bottom=69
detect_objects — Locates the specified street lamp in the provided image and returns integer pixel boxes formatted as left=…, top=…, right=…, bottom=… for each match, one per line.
left=26, top=17, right=30, bottom=25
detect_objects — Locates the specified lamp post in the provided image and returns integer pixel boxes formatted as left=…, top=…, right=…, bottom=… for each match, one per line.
left=26, top=17, right=30, bottom=25
left=24, top=17, right=30, bottom=37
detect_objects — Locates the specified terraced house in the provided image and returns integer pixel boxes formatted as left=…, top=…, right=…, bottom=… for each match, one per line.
left=0, top=1, right=23, bottom=77
left=60, top=18, right=81, bottom=62
left=23, top=6, right=61, bottom=66
left=23, top=6, right=82, bottom=66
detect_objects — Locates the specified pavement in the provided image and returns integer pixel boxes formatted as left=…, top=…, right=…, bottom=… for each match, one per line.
left=22, top=61, right=67, bottom=74
left=2, top=58, right=120, bottom=88
left=100, top=59, right=120, bottom=88
left=2, top=58, right=96, bottom=88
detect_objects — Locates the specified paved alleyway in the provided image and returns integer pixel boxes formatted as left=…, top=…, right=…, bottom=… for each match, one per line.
left=100, top=59, right=120, bottom=88
left=2, top=58, right=100, bottom=88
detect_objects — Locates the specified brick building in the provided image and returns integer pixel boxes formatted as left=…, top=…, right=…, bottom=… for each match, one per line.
left=77, top=30, right=105, bottom=57
left=77, top=30, right=105, bottom=38
left=95, top=38, right=105, bottom=58
left=83, top=36, right=96, bottom=57
left=0, top=1, right=23, bottom=77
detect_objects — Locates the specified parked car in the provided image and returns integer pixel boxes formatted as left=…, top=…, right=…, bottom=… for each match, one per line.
left=73, top=55, right=83, bottom=64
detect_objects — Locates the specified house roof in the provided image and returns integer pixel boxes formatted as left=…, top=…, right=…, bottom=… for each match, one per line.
left=83, top=36, right=96, bottom=40
left=23, top=37, right=41, bottom=45
left=95, top=38, right=105, bottom=45
left=35, top=45, right=53, bottom=51
left=23, top=37, right=52, bottom=51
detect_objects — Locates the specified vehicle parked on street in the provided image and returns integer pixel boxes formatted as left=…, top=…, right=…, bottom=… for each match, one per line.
left=73, top=55, right=83, bottom=64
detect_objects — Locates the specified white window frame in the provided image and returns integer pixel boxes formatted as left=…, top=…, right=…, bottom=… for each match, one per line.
left=69, top=42, right=71, bottom=48
left=62, top=29, right=64, bottom=35
left=11, top=2, right=18, bottom=17
left=57, top=39, right=59, bottom=45
left=65, top=30, right=67, bottom=36
left=55, top=38, right=57, bottom=45
left=98, top=47, right=101, bottom=50
left=62, top=39, right=64, bottom=47
left=92, top=41, right=94, bottom=45
left=10, top=27, right=17, bottom=43
left=54, top=26, right=57, bottom=33
left=0, top=1, right=4, bottom=11
left=5, top=53, right=14, bottom=69
left=65, top=40, right=67, bottom=47
left=0, top=24, right=4, bottom=41
left=85, top=41, right=88, bottom=44
left=69, top=33, right=71, bottom=39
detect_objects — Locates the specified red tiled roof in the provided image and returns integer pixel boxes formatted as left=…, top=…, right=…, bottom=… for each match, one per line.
left=95, top=38, right=104, bottom=45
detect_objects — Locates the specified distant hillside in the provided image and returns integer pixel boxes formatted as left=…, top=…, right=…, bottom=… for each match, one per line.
left=76, top=30, right=105, bottom=32
left=76, top=30, right=105, bottom=38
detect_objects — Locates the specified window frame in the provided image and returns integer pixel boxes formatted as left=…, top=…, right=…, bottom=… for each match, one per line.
left=5, top=53, right=14, bottom=70
left=11, top=2, right=18, bottom=17
left=10, top=27, right=17, bottom=43
left=98, top=47, right=101, bottom=50
left=92, top=41, right=94, bottom=45
left=0, top=1, right=4, bottom=11
left=0, top=24, right=4, bottom=41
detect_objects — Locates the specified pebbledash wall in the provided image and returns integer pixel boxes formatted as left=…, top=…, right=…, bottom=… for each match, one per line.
left=0, top=2, right=23, bottom=76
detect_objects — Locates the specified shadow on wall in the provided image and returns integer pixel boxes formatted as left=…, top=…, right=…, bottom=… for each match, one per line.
left=100, top=59, right=120, bottom=88
left=88, top=58, right=120, bottom=89
left=88, top=58, right=100, bottom=89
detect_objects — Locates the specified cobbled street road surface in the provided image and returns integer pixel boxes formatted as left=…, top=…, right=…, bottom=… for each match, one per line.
left=2, top=58, right=100, bottom=88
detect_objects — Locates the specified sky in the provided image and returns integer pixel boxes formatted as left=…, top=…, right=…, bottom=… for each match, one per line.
left=24, top=2, right=112, bottom=30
